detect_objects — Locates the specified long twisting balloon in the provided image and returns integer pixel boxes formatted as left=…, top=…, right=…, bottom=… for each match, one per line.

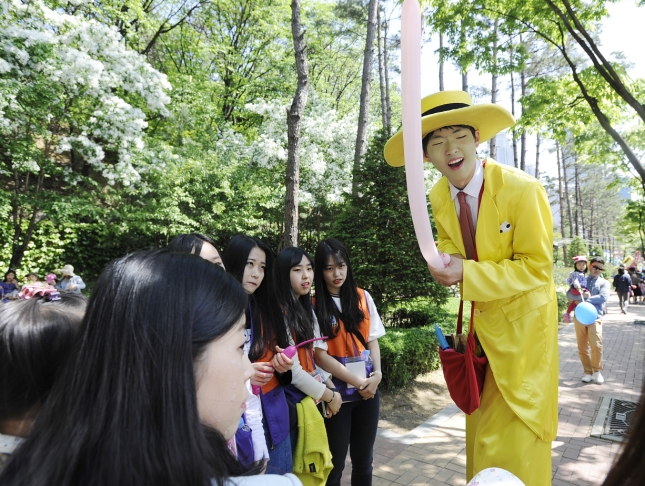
left=400, top=0, right=447, bottom=268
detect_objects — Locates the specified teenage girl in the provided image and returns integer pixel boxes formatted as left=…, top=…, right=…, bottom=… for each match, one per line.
left=274, top=247, right=342, bottom=448
left=313, top=238, right=385, bottom=486
left=0, top=251, right=301, bottom=485
left=224, top=236, right=295, bottom=473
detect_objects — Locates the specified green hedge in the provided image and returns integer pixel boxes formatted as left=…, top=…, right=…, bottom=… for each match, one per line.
left=385, top=297, right=451, bottom=329
left=379, top=321, right=456, bottom=390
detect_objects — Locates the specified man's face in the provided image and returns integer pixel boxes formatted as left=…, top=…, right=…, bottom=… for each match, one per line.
left=423, top=126, right=480, bottom=189
left=589, top=261, right=604, bottom=278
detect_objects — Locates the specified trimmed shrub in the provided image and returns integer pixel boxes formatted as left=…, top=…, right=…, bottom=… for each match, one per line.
left=379, top=321, right=456, bottom=390
left=386, top=297, right=451, bottom=329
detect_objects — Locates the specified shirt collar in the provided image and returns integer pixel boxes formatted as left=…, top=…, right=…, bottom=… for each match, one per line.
left=450, top=160, right=484, bottom=201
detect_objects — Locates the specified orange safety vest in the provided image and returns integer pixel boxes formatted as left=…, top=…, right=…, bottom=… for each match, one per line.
left=324, top=288, right=371, bottom=359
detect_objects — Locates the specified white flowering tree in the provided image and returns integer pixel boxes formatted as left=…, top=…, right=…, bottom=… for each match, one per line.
left=246, top=95, right=357, bottom=207
left=0, top=0, right=171, bottom=268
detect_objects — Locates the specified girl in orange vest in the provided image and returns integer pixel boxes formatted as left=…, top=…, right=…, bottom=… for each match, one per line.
left=274, top=247, right=342, bottom=452
left=223, top=236, right=295, bottom=474
left=313, top=238, right=385, bottom=486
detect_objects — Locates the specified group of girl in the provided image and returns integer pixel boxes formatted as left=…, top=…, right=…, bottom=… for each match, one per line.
left=0, top=234, right=384, bottom=486
left=170, top=234, right=385, bottom=486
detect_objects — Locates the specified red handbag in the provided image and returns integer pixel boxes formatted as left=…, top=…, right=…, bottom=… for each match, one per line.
left=438, top=299, right=488, bottom=415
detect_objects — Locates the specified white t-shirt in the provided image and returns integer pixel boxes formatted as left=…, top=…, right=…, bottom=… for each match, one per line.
left=331, top=289, right=386, bottom=342
left=243, top=329, right=269, bottom=462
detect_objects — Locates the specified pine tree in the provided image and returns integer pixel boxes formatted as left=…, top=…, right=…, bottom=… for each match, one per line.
left=334, top=129, right=449, bottom=311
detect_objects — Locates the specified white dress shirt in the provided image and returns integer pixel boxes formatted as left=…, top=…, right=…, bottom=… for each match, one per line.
left=448, top=160, right=484, bottom=231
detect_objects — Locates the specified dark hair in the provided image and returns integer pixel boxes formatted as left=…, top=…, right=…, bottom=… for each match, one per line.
left=275, top=247, right=315, bottom=345
left=223, top=235, right=290, bottom=360
left=602, top=380, right=645, bottom=486
left=4, top=270, right=16, bottom=281
left=0, top=294, right=87, bottom=424
left=0, top=250, right=258, bottom=486
left=168, top=233, right=221, bottom=259
left=590, top=257, right=605, bottom=267
left=618, top=268, right=625, bottom=275
left=422, top=125, right=476, bottom=157
left=314, top=239, right=365, bottom=338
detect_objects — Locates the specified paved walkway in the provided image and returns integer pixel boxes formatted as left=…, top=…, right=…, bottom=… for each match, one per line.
left=340, top=293, right=645, bottom=485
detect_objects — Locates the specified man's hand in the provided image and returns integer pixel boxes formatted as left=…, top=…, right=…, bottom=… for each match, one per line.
left=428, top=254, right=464, bottom=286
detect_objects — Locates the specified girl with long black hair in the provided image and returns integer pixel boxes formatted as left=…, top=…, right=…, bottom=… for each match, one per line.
left=168, top=232, right=225, bottom=268
left=274, top=248, right=342, bottom=443
left=313, top=238, right=385, bottom=486
left=0, top=250, right=300, bottom=486
left=223, top=236, right=294, bottom=473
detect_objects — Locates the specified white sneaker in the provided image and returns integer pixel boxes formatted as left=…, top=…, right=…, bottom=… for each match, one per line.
left=593, top=372, right=605, bottom=384
left=581, top=374, right=593, bottom=383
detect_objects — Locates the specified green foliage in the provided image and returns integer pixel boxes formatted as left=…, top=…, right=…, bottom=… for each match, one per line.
left=590, top=245, right=603, bottom=258
left=386, top=297, right=451, bottom=328
left=556, top=291, right=568, bottom=317
left=333, top=129, right=450, bottom=311
left=379, top=326, right=442, bottom=390
left=567, top=236, right=589, bottom=265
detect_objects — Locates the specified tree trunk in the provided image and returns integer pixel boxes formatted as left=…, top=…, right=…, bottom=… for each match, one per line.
left=383, top=14, right=392, bottom=131
left=489, top=19, right=499, bottom=159
left=283, top=0, right=309, bottom=248
left=520, top=68, right=526, bottom=171
left=352, top=0, right=379, bottom=196
left=439, top=32, right=444, bottom=91
left=575, top=162, right=586, bottom=238
left=462, top=71, right=468, bottom=93
left=556, top=142, right=568, bottom=264
left=561, top=143, right=574, bottom=239
left=510, top=70, right=519, bottom=168
left=535, top=133, right=540, bottom=179
left=377, top=3, right=387, bottom=130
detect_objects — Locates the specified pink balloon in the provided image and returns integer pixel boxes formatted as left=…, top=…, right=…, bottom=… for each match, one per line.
left=401, top=0, right=447, bottom=269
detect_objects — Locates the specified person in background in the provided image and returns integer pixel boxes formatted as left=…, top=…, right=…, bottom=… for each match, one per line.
left=24, top=274, right=40, bottom=284
left=613, top=264, right=632, bottom=315
left=168, top=233, right=225, bottom=269
left=54, top=265, right=85, bottom=294
left=1, top=271, right=20, bottom=300
left=563, top=256, right=588, bottom=323
left=0, top=250, right=302, bottom=486
left=0, top=292, right=87, bottom=467
left=574, top=257, right=609, bottom=384
left=627, top=267, right=641, bottom=305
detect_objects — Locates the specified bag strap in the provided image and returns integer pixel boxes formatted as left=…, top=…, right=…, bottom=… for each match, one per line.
left=456, top=299, right=476, bottom=336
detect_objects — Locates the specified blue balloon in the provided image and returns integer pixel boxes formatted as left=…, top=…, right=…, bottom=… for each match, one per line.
left=575, top=302, right=598, bottom=325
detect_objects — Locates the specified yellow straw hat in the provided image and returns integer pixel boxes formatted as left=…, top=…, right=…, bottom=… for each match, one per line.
left=384, top=90, right=515, bottom=167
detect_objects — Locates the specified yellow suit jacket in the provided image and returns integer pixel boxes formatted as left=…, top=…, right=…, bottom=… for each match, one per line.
left=429, top=158, right=558, bottom=442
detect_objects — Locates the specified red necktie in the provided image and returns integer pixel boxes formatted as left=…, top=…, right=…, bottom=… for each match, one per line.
left=457, top=191, right=476, bottom=260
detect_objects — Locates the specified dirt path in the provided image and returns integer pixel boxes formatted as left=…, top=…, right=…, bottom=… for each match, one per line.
left=378, top=369, right=454, bottom=435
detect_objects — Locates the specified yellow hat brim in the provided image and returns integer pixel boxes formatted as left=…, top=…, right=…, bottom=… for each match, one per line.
left=383, top=104, right=515, bottom=167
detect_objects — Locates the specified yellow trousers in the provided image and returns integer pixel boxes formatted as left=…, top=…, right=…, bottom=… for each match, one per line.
left=466, top=365, right=552, bottom=486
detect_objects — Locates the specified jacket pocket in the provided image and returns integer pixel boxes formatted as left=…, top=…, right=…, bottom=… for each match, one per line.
left=501, top=286, right=552, bottom=322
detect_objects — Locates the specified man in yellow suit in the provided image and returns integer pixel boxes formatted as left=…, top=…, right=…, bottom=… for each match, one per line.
left=384, top=91, right=558, bottom=485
